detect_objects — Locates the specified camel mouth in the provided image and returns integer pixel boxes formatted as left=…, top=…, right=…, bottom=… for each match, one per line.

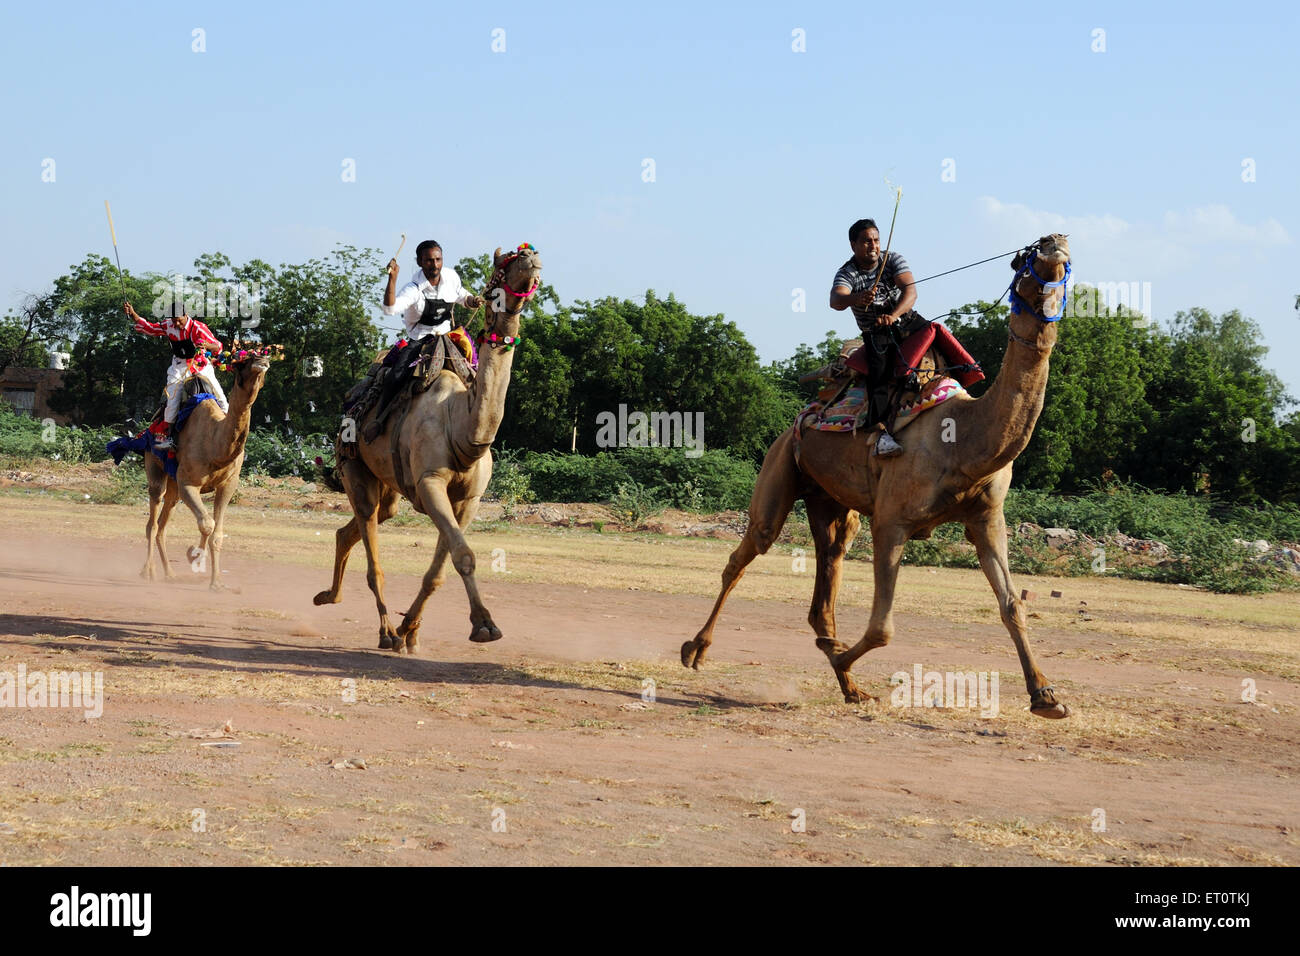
left=1035, top=234, right=1071, bottom=264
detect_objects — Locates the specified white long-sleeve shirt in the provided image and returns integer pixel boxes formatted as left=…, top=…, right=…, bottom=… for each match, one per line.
left=382, top=267, right=474, bottom=338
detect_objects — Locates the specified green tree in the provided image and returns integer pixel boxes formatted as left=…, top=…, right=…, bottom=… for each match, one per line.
left=233, top=245, right=387, bottom=436
left=45, top=255, right=164, bottom=427
left=947, top=286, right=1157, bottom=491
left=0, top=292, right=67, bottom=375
left=1132, top=308, right=1297, bottom=501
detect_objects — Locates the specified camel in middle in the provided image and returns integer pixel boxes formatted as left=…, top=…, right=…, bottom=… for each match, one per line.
left=314, top=245, right=543, bottom=653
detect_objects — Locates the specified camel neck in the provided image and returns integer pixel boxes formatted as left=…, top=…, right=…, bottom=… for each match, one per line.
left=212, top=374, right=261, bottom=465
left=962, top=312, right=1057, bottom=478
left=459, top=331, right=516, bottom=460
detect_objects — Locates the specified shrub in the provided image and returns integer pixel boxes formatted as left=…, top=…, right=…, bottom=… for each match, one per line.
left=608, top=480, right=666, bottom=527
left=487, top=449, right=535, bottom=519
left=243, top=429, right=333, bottom=479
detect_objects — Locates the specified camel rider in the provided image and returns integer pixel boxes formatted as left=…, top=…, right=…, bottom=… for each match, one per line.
left=829, top=218, right=926, bottom=458
left=383, top=239, right=484, bottom=341
left=348, top=240, right=484, bottom=442
left=125, top=300, right=229, bottom=450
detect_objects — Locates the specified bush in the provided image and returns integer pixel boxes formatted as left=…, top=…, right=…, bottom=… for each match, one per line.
left=0, top=406, right=119, bottom=464
left=91, top=460, right=147, bottom=505
left=487, top=449, right=535, bottom=519
left=519, top=451, right=630, bottom=503
left=608, top=480, right=666, bottom=527
left=243, top=429, right=333, bottom=479
left=516, top=447, right=756, bottom=512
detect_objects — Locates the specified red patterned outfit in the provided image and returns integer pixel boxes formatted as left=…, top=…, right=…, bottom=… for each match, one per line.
left=132, top=314, right=229, bottom=433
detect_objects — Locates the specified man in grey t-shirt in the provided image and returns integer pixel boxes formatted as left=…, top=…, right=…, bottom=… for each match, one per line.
left=829, top=217, right=925, bottom=456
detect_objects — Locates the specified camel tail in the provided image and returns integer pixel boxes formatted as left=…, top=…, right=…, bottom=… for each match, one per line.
left=321, top=465, right=346, bottom=494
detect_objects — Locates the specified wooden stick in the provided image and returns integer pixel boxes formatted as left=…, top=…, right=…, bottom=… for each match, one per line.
left=104, top=200, right=126, bottom=298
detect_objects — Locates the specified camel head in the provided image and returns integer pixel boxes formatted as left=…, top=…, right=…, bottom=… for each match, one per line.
left=228, top=351, right=272, bottom=401
left=1009, top=234, right=1071, bottom=323
left=483, top=244, right=544, bottom=342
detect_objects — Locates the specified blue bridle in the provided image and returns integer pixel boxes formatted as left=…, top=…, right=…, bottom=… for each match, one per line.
left=1007, top=248, right=1071, bottom=322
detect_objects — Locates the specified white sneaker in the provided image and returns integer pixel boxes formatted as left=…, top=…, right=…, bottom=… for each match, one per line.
left=875, top=432, right=903, bottom=458
left=153, top=432, right=174, bottom=450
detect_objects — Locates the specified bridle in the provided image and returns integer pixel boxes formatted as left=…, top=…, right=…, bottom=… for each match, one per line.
left=1005, top=242, right=1070, bottom=352
left=478, top=243, right=540, bottom=352
left=1008, top=246, right=1071, bottom=322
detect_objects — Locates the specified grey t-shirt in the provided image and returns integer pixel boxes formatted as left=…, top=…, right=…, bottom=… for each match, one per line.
left=832, top=251, right=911, bottom=331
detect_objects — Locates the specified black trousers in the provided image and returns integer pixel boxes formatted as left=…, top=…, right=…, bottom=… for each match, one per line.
left=862, top=311, right=929, bottom=426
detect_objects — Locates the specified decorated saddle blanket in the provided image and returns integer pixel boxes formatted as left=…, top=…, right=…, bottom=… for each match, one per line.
left=796, top=386, right=870, bottom=434
left=106, top=393, right=214, bottom=479
left=892, top=376, right=968, bottom=434
left=794, top=375, right=966, bottom=438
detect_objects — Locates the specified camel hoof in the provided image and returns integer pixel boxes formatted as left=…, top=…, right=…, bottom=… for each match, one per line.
left=469, top=624, right=502, bottom=643
left=312, top=590, right=339, bottom=606
left=404, top=637, right=419, bottom=654
left=1031, top=702, right=1071, bottom=719
left=844, top=687, right=879, bottom=705
left=681, top=639, right=708, bottom=670
left=186, top=546, right=202, bottom=563
left=378, top=634, right=397, bottom=650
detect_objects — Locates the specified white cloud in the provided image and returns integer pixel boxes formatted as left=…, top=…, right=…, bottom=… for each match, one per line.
left=978, top=196, right=1290, bottom=248
left=1162, top=205, right=1290, bottom=245
left=976, top=197, right=1133, bottom=244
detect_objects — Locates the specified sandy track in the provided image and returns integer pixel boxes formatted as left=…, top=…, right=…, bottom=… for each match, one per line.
left=0, top=512, right=1296, bottom=866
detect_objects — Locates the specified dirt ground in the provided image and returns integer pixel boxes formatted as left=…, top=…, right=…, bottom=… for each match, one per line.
left=1, top=483, right=1297, bottom=866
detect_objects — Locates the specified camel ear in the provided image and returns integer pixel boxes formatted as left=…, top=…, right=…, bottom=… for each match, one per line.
left=1011, top=250, right=1027, bottom=272
left=492, top=247, right=503, bottom=267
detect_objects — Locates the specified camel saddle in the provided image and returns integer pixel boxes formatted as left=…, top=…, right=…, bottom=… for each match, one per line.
left=339, top=332, right=475, bottom=459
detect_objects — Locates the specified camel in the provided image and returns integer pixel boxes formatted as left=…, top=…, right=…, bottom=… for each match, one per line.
left=683, top=235, right=1074, bottom=719
left=313, top=245, right=544, bottom=653
left=141, top=352, right=272, bottom=589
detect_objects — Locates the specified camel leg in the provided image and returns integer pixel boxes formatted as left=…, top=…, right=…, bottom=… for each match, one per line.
left=176, top=483, right=215, bottom=577
left=154, top=482, right=180, bottom=581
left=414, top=476, right=500, bottom=644
left=965, top=513, right=1070, bottom=719
left=335, top=468, right=400, bottom=649
left=396, top=494, right=478, bottom=653
left=817, top=521, right=909, bottom=704
left=682, top=429, right=800, bottom=669
left=206, top=480, right=238, bottom=591
left=141, top=485, right=163, bottom=582
left=312, top=470, right=397, bottom=606
left=805, top=494, right=861, bottom=640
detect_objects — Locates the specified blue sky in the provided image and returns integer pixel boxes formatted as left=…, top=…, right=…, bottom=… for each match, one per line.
left=3, top=0, right=1297, bottom=397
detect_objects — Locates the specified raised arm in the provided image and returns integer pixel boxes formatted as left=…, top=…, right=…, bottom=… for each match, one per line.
left=124, top=302, right=166, bottom=336
left=382, top=280, right=421, bottom=317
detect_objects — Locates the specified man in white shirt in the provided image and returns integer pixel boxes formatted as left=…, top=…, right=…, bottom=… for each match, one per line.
left=383, top=240, right=483, bottom=339
left=348, top=240, right=484, bottom=443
